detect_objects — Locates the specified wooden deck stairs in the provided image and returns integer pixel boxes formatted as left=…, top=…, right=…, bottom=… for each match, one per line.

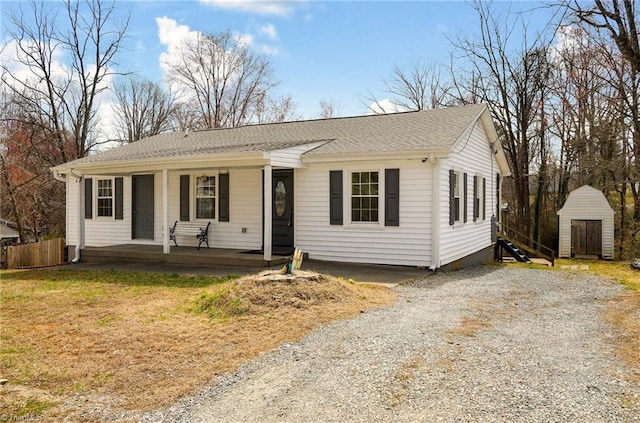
left=496, top=224, right=556, bottom=267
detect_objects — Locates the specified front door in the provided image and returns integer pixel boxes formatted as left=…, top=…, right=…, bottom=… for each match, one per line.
left=132, top=175, right=154, bottom=240
left=571, top=219, right=602, bottom=257
left=272, top=169, right=294, bottom=251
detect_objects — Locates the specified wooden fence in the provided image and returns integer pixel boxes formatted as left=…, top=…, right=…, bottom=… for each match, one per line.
left=6, top=238, right=65, bottom=269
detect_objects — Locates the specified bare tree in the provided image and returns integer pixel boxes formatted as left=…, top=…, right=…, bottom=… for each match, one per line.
left=364, top=61, right=450, bottom=113
left=165, top=30, right=278, bottom=129
left=450, top=0, right=555, bottom=239
left=0, top=89, right=68, bottom=241
left=1, top=0, right=129, bottom=160
left=112, top=76, right=178, bottom=142
left=318, top=98, right=339, bottom=118
left=254, top=94, right=300, bottom=124
left=566, top=0, right=640, bottom=73
left=565, top=0, right=640, bottom=225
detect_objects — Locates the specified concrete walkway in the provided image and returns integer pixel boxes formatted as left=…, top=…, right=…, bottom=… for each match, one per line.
left=62, top=259, right=431, bottom=286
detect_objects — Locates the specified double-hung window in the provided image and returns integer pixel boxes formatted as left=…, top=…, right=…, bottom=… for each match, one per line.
left=196, top=176, right=216, bottom=219
left=351, top=171, right=379, bottom=222
left=97, top=179, right=113, bottom=217
left=453, top=171, right=462, bottom=223
left=474, top=175, right=485, bottom=221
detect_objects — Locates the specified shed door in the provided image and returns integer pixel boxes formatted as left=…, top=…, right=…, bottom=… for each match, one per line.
left=571, top=220, right=602, bottom=257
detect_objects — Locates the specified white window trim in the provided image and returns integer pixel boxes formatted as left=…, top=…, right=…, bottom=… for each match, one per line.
left=343, top=168, right=385, bottom=229
left=193, top=172, right=218, bottom=222
left=95, top=177, right=115, bottom=219
left=474, top=173, right=485, bottom=222
left=453, top=171, right=463, bottom=225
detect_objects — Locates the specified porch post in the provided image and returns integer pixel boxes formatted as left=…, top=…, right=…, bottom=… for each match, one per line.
left=263, top=164, right=272, bottom=261
left=162, top=169, right=170, bottom=254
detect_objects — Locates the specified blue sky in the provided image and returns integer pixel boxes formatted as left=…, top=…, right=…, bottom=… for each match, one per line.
left=2, top=0, right=560, bottom=120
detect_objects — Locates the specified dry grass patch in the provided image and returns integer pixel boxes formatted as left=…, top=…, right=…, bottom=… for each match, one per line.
left=0, top=268, right=395, bottom=421
left=448, top=316, right=492, bottom=337
left=604, top=291, right=640, bottom=383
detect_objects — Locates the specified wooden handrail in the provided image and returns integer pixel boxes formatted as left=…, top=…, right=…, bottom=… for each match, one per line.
left=499, top=222, right=556, bottom=265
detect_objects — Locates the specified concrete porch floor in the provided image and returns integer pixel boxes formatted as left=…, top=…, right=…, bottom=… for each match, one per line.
left=78, top=244, right=289, bottom=267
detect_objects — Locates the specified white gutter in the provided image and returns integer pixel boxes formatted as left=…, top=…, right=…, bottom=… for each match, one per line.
left=52, top=169, right=66, bottom=182
left=429, top=154, right=440, bottom=270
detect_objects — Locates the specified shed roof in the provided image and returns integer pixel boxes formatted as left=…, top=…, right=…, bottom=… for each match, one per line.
left=557, top=185, right=614, bottom=216
left=56, top=104, right=491, bottom=168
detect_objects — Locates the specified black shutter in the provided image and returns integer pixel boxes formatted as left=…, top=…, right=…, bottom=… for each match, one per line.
left=84, top=178, right=93, bottom=219
left=496, top=174, right=501, bottom=221
left=219, top=173, right=230, bottom=222
left=115, top=177, right=123, bottom=220
left=449, top=170, right=455, bottom=226
left=385, top=168, right=400, bottom=226
left=463, top=173, right=468, bottom=223
left=483, top=177, right=486, bottom=221
left=473, top=175, right=478, bottom=221
left=329, top=170, right=343, bottom=225
left=179, top=175, right=190, bottom=221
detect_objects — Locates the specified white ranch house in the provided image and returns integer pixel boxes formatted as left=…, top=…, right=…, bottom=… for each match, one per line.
left=51, top=104, right=511, bottom=269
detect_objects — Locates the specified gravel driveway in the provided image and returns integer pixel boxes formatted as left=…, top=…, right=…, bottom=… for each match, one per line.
left=142, top=267, right=640, bottom=422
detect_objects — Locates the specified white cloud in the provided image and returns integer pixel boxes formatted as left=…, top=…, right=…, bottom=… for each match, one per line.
left=156, top=16, right=200, bottom=78
left=368, top=99, right=406, bottom=115
left=234, top=33, right=254, bottom=47
left=259, top=23, right=278, bottom=40
left=199, top=0, right=295, bottom=16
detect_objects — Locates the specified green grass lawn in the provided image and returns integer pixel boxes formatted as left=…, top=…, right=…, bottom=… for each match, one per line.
left=554, top=259, right=640, bottom=291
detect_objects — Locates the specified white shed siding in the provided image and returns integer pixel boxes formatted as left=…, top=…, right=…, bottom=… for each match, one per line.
left=167, top=168, right=263, bottom=250
left=557, top=185, right=614, bottom=259
left=295, top=160, right=432, bottom=266
left=439, top=122, right=498, bottom=266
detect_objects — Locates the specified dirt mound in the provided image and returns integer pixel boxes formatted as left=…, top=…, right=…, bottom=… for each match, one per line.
left=195, top=270, right=366, bottom=317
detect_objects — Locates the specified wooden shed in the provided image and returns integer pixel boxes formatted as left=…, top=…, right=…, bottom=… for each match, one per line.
left=557, top=185, right=614, bottom=259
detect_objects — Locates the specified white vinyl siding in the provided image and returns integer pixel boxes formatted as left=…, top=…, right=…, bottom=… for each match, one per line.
left=83, top=174, right=139, bottom=246
left=439, top=122, right=498, bottom=267
left=66, top=175, right=78, bottom=246
left=168, top=168, right=262, bottom=249
left=295, top=160, right=432, bottom=267
left=269, top=141, right=328, bottom=168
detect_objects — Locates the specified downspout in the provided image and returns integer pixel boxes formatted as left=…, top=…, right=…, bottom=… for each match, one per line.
left=69, top=170, right=84, bottom=264
left=429, top=154, right=440, bottom=270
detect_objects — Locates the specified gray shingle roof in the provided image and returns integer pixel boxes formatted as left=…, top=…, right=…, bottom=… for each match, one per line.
left=62, top=104, right=487, bottom=167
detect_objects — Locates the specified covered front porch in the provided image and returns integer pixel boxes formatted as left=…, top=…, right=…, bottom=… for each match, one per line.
left=75, top=244, right=290, bottom=267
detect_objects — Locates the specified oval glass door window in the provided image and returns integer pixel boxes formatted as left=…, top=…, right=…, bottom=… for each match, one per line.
left=275, top=180, right=286, bottom=217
